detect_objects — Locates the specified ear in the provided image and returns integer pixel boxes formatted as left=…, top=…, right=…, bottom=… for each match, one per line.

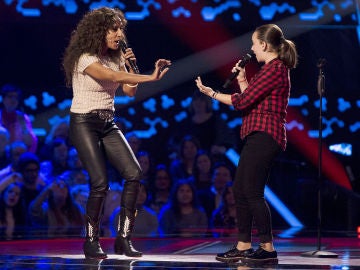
left=261, top=41, right=267, bottom=51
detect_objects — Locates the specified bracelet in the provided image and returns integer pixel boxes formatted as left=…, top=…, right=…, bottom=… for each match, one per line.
left=126, top=83, right=138, bottom=88
left=212, top=91, right=218, bottom=99
left=239, top=78, right=247, bottom=82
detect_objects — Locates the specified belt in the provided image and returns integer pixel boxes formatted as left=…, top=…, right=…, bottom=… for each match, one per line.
left=73, top=110, right=114, bottom=121
left=90, top=110, right=114, bottom=121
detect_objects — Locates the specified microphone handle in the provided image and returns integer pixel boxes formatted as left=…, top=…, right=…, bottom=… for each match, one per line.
left=119, top=40, right=140, bottom=74
left=222, top=70, right=240, bottom=88
left=128, top=60, right=140, bottom=74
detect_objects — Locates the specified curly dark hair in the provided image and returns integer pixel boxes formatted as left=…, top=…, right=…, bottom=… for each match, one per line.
left=62, top=7, right=127, bottom=87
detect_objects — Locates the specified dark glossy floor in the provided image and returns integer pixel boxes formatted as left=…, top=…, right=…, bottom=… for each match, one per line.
left=1, top=230, right=360, bottom=270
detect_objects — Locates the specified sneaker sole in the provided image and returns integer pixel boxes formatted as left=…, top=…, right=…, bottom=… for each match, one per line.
left=215, top=256, right=242, bottom=263
left=241, top=257, right=278, bottom=265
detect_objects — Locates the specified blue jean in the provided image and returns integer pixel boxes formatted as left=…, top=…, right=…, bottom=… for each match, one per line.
left=233, top=131, right=281, bottom=243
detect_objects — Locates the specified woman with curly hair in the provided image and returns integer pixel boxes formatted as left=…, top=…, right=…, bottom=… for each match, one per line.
left=62, top=7, right=171, bottom=259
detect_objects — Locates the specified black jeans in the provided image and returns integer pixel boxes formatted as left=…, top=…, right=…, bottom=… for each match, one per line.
left=233, top=131, right=281, bottom=243
left=69, top=113, right=142, bottom=218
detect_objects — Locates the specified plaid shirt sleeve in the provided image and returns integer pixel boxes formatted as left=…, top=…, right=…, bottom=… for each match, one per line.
left=231, top=58, right=290, bottom=150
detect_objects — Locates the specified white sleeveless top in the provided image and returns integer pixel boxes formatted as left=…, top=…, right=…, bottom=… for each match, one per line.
left=70, top=53, right=125, bottom=113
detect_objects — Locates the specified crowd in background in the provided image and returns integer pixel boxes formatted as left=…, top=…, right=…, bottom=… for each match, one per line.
left=0, top=84, right=240, bottom=240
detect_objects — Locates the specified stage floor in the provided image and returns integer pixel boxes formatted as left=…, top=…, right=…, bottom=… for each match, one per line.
left=0, top=235, right=359, bottom=269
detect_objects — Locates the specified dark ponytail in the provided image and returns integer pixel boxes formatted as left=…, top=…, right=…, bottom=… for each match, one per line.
left=255, top=24, right=298, bottom=69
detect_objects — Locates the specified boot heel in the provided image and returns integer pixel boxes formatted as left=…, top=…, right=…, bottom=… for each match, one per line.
left=83, top=240, right=107, bottom=259
left=114, top=241, right=124, bottom=255
left=114, top=236, right=142, bottom=257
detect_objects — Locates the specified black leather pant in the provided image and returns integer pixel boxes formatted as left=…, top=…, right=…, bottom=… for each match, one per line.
left=69, top=112, right=142, bottom=219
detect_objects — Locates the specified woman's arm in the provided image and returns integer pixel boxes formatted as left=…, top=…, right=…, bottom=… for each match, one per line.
left=84, top=59, right=171, bottom=87
left=195, top=77, right=233, bottom=106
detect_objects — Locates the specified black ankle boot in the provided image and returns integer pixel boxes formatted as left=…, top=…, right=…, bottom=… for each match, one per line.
left=114, top=207, right=142, bottom=257
left=84, top=215, right=107, bottom=259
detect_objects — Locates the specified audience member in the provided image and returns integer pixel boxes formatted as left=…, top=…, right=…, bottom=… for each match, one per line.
left=136, top=150, right=153, bottom=187
left=211, top=182, right=237, bottom=235
left=45, top=138, right=70, bottom=177
left=55, top=147, right=89, bottom=187
left=28, top=177, right=84, bottom=238
left=158, top=179, right=208, bottom=237
left=174, top=91, right=237, bottom=160
left=125, top=131, right=142, bottom=156
left=39, top=119, right=70, bottom=160
left=198, top=162, right=234, bottom=221
left=189, top=150, right=213, bottom=191
left=45, top=119, right=70, bottom=145
left=147, top=164, right=172, bottom=214
left=17, top=152, right=46, bottom=207
left=70, top=184, right=89, bottom=215
left=0, top=141, right=27, bottom=179
left=110, top=181, right=158, bottom=237
left=0, top=126, right=10, bottom=169
left=0, top=181, right=27, bottom=240
left=0, top=84, right=38, bottom=153
left=169, top=134, right=200, bottom=182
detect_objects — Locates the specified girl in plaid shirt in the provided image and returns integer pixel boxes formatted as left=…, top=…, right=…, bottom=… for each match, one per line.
left=196, top=24, right=297, bottom=265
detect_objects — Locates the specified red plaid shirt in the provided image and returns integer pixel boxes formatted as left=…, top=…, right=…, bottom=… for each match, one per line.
left=231, top=58, right=290, bottom=151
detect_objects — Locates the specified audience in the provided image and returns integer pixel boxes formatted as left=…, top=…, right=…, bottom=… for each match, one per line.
left=211, top=182, right=237, bottom=236
left=17, top=152, right=46, bottom=207
left=158, top=179, right=208, bottom=237
left=0, top=181, right=27, bottom=240
left=110, top=181, right=158, bottom=237
left=28, top=177, right=83, bottom=238
left=189, top=149, right=213, bottom=191
left=0, top=141, right=27, bottom=179
left=147, top=164, right=172, bottom=214
left=197, top=162, right=234, bottom=221
left=173, top=91, right=237, bottom=161
left=169, top=134, right=200, bottom=182
left=0, top=84, right=38, bottom=153
left=0, top=126, right=10, bottom=169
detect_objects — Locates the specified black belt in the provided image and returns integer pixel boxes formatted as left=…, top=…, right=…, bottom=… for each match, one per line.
left=73, top=110, right=114, bottom=121
left=90, top=110, right=114, bottom=121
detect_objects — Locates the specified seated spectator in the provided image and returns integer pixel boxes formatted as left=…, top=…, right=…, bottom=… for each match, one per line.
left=0, top=181, right=27, bottom=240
left=29, top=177, right=84, bottom=238
left=39, top=119, right=70, bottom=160
left=158, top=179, right=208, bottom=237
left=45, top=138, right=70, bottom=177
left=136, top=150, right=153, bottom=187
left=110, top=181, right=158, bottom=237
left=197, top=162, right=234, bottom=221
left=170, top=91, right=237, bottom=161
left=0, top=141, right=27, bottom=179
left=189, top=149, right=213, bottom=191
left=0, top=126, right=10, bottom=169
left=125, top=131, right=142, bottom=156
left=211, top=182, right=237, bottom=236
left=17, top=152, right=47, bottom=207
left=147, top=164, right=172, bottom=214
left=169, top=134, right=200, bottom=182
left=0, top=84, right=38, bottom=153
left=56, top=147, right=89, bottom=188
left=70, top=184, right=89, bottom=216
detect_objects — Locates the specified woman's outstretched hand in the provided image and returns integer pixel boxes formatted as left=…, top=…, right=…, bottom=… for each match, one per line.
left=152, top=59, right=172, bottom=80
left=195, top=76, right=213, bottom=97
